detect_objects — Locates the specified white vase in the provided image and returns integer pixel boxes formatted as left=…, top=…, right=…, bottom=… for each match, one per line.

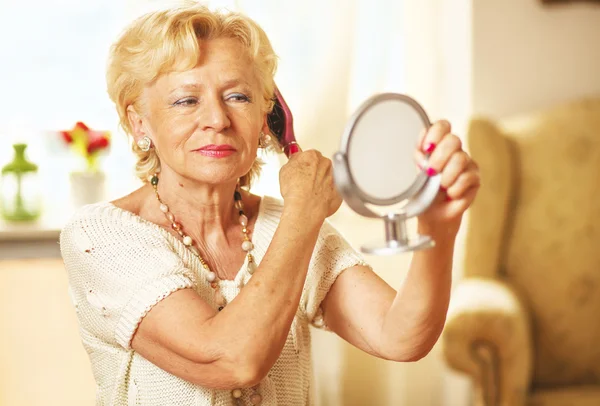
left=70, top=171, right=106, bottom=207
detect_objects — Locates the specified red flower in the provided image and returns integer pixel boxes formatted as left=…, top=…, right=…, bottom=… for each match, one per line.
left=87, top=134, right=110, bottom=154
left=60, top=121, right=111, bottom=165
left=75, top=121, right=90, bottom=131
left=61, top=131, right=73, bottom=143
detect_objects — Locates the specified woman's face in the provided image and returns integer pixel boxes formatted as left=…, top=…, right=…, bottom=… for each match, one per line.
left=137, top=37, right=267, bottom=186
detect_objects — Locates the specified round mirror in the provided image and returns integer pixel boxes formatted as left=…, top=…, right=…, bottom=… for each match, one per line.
left=333, top=93, right=441, bottom=255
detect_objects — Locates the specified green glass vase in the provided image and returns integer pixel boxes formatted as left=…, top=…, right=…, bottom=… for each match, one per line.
left=1, top=144, right=42, bottom=222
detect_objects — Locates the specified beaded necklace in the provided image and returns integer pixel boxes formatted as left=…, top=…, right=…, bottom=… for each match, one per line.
left=149, top=173, right=262, bottom=405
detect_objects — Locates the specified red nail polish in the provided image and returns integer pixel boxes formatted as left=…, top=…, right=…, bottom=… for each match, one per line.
left=425, top=143, right=436, bottom=154
left=440, top=186, right=447, bottom=192
left=426, top=167, right=437, bottom=176
left=287, top=144, right=300, bottom=155
left=446, top=195, right=453, bottom=201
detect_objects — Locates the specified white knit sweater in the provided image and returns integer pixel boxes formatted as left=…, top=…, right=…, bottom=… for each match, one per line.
left=60, top=195, right=368, bottom=406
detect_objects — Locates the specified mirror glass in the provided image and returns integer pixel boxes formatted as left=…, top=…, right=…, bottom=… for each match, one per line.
left=347, top=99, right=426, bottom=202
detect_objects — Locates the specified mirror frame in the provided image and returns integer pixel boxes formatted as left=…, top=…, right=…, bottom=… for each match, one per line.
left=334, top=93, right=435, bottom=215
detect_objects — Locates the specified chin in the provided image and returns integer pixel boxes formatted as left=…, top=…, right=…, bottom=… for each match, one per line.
left=186, top=168, right=247, bottom=185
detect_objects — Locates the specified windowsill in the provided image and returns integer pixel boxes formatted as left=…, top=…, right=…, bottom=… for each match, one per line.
left=0, top=213, right=64, bottom=242
left=0, top=171, right=141, bottom=260
left=0, top=224, right=61, bottom=243
left=0, top=206, right=70, bottom=260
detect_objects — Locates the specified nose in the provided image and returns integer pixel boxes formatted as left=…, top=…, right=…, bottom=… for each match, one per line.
left=201, top=96, right=231, bottom=133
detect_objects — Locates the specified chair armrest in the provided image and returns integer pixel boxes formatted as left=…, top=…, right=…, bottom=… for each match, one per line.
left=441, top=278, right=533, bottom=406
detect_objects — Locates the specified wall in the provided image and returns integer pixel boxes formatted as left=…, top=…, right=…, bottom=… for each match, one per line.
left=399, top=1, right=600, bottom=405
left=438, top=1, right=600, bottom=406
left=472, top=0, right=600, bottom=119
left=0, top=259, right=96, bottom=406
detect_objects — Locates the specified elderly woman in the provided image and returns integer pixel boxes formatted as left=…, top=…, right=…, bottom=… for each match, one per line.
left=60, top=3, right=479, bottom=406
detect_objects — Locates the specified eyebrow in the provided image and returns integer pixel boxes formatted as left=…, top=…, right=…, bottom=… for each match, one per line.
left=170, top=83, right=203, bottom=94
left=170, top=78, right=251, bottom=94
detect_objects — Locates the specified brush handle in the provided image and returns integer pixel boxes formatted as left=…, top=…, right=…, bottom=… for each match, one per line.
left=273, top=87, right=301, bottom=157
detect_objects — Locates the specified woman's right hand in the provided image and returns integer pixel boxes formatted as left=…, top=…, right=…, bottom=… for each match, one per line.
left=279, top=149, right=343, bottom=222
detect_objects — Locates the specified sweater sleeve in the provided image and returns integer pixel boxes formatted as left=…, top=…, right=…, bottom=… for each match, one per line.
left=60, top=203, right=196, bottom=350
left=302, top=220, right=371, bottom=329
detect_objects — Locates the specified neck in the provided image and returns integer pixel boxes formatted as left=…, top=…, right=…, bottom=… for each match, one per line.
left=149, top=168, right=240, bottom=243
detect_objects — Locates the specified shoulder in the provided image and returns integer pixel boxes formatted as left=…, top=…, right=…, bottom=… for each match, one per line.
left=61, top=201, right=155, bottom=236
left=59, top=200, right=187, bottom=290
left=59, top=201, right=170, bottom=256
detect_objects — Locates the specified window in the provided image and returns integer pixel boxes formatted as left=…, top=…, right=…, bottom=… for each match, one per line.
left=0, top=1, right=137, bottom=219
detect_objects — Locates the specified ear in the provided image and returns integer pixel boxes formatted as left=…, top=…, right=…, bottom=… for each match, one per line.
left=262, top=114, right=271, bottom=136
left=127, top=105, right=148, bottom=143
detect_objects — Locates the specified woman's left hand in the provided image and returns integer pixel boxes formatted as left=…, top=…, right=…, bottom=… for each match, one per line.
left=415, top=120, right=480, bottom=234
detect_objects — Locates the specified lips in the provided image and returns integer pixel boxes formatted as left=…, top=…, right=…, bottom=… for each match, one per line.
left=197, top=144, right=236, bottom=152
left=194, top=144, right=237, bottom=158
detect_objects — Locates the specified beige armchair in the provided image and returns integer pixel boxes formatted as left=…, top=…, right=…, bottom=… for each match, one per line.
left=441, top=99, right=600, bottom=406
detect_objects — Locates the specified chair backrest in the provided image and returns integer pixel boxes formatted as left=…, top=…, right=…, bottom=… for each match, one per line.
left=464, top=98, right=600, bottom=388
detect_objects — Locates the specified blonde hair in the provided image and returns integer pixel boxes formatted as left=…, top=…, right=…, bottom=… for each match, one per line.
left=106, top=2, right=278, bottom=188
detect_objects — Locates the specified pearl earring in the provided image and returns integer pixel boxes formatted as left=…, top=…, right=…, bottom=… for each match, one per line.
left=258, top=132, right=271, bottom=148
left=137, top=136, right=152, bottom=152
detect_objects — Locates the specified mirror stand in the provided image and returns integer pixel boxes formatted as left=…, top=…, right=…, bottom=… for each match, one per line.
left=361, top=213, right=435, bottom=255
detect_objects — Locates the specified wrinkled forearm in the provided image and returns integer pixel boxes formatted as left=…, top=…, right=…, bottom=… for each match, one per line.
left=204, top=205, right=324, bottom=383
left=378, top=223, right=456, bottom=361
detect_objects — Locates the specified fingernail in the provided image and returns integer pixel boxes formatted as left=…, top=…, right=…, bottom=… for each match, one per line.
left=426, top=167, right=437, bottom=176
left=446, top=195, right=453, bottom=201
left=424, top=143, right=436, bottom=154
left=287, top=144, right=300, bottom=155
left=440, top=186, right=447, bottom=192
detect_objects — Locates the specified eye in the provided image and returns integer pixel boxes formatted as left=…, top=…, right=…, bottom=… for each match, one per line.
left=226, top=93, right=251, bottom=103
left=173, top=97, right=198, bottom=106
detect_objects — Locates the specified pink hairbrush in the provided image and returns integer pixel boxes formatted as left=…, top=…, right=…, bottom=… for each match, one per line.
left=267, top=86, right=301, bottom=158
